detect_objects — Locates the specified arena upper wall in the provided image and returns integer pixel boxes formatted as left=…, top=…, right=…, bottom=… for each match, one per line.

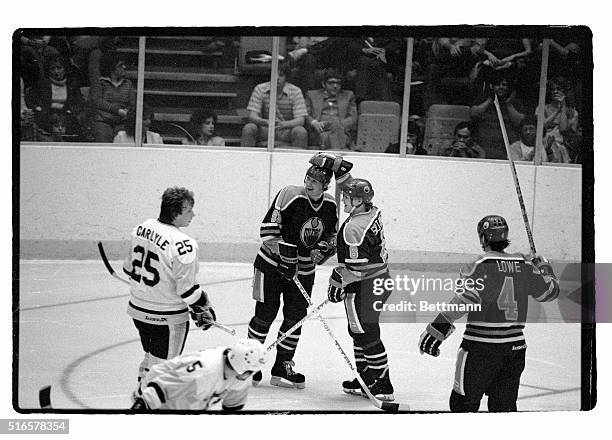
left=19, top=144, right=581, bottom=264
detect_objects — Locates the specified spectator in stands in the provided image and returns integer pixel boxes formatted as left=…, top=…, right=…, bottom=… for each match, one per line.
left=240, top=62, right=308, bottom=148
left=114, top=104, right=163, bottom=145
left=35, top=111, right=81, bottom=142
left=20, top=35, right=62, bottom=88
left=305, top=68, right=357, bottom=150
left=426, top=38, right=485, bottom=105
left=25, top=55, right=85, bottom=141
left=287, top=37, right=392, bottom=103
left=475, top=38, right=533, bottom=75
left=182, top=109, right=225, bottom=146
left=89, top=51, right=136, bottom=142
left=539, top=77, right=580, bottom=162
left=385, top=118, right=427, bottom=155
left=20, top=77, right=36, bottom=141
left=508, top=115, right=570, bottom=163
left=441, top=121, right=486, bottom=158
left=470, top=72, right=525, bottom=159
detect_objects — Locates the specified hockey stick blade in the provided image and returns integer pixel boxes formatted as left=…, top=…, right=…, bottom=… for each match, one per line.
left=292, top=277, right=410, bottom=411
left=39, top=385, right=52, bottom=409
left=97, top=242, right=130, bottom=286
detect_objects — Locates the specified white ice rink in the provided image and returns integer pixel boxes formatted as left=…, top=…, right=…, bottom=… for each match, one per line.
left=17, top=260, right=582, bottom=412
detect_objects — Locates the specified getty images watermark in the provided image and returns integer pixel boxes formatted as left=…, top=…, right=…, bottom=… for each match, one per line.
left=372, top=274, right=484, bottom=313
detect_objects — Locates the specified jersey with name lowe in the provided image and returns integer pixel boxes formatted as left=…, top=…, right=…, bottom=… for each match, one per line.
left=457, top=251, right=559, bottom=347
left=256, top=185, right=337, bottom=276
left=337, top=206, right=388, bottom=284
left=123, top=218, right=203, bottom=324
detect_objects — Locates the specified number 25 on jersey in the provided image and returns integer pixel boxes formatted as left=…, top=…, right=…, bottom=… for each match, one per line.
left=128, top=245, right=160, bottom=286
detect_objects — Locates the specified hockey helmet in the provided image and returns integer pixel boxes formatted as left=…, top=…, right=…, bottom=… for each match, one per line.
left=305, top=165, right=333, bottom=189
left=227, top=339, right=268, bottom=374
left=477, top=215, right=509, bottom=242
left=342, top=178, right=374, bottom=204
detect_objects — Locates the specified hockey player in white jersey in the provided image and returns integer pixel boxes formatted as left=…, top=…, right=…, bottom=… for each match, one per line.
left=123, top=187, right=216, bottom=384
left=131, top=339, right=267, bottom=411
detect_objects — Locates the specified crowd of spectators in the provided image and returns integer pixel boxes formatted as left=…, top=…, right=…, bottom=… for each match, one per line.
left=19, top=35, right=586, bottom=164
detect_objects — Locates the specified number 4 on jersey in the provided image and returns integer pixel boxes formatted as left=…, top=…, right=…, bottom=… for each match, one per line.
left=497, top=276, right=518, bottom=321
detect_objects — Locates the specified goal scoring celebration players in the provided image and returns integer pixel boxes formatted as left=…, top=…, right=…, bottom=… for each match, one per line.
left=123, top=187, right=216, bottom=385
left=419, top=215, right=560, bottom=412
left=327, top=178, right=396, bottom=402
left=246, top=153, right=353, bottom=389
left=131, top=338, right=267, bottom=411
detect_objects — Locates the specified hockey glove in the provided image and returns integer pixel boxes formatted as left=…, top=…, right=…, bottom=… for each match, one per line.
left=309, top=153, right=354, bottom=183
left=277, top=241, right=298, bottom=280
left=531, top=255, right=556, bottom=278
left=419, top=313, right=456, bottom=357
left=309, top=152, right=343, bottom=171
left=190, top=304, right=217, bottom=331
left=327, top=268, right=346, bottom=303
left=311, top=240, right=336, bottom=265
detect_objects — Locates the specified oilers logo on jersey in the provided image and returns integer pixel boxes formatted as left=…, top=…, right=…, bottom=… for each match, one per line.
left=300, top=217, right=324, bottom=248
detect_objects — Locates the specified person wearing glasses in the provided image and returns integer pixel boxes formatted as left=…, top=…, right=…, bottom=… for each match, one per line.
left=305, top=68, right=357, bottom=150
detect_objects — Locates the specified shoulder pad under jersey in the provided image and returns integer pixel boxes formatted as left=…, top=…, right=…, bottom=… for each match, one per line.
left=322, top=192, right=337, bottom=205
left=343, top=208, right=379, bottom=246
left=275, top=185, right=307, bottom=210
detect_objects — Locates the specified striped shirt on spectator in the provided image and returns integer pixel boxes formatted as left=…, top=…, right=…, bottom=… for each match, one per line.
left=247, top=82, right=307, bottom=121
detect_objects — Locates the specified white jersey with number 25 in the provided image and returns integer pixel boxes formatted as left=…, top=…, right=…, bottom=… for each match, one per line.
left=123, top=218, right=200, bottom=324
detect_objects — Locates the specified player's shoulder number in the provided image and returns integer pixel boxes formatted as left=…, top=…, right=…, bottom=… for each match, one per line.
left=176, top=239, right=194, bottom=256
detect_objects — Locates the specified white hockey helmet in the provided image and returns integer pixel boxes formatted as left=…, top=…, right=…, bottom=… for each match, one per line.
left=227, top=339, right=268, bottom=374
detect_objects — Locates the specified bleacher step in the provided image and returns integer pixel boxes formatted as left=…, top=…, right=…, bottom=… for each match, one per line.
left=154, top=112, right=245, bottom=124
left=117, top=48, right=223, bottom=57
left=125, top=70, right=239, bottom=83
left=145, top=89, right=237, bottom=98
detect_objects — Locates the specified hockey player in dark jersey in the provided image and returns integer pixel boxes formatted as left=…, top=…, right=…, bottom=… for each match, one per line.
left=419, top=215, right=560, bottom=412
left=247, top=155, right=353, bottom=389
left=327, top=178, right=396, bottom=402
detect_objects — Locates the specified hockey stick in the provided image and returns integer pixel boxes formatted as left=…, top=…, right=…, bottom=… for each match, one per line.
left=265, top=298, right=331, bottom=352
left=292, top=276, right=408, bottom=412
left=39, top=385, right=52, bottom=409
left=97, top=241, right=236, bottom=336
left=493, top=95, right=537, bottom=254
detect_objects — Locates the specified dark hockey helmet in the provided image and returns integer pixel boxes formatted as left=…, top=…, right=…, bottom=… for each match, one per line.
left=477, top=215, right=509, bottom=242
left=305, top=165, right=333, bottom=189
left=342, top=178, right=374, bottom=204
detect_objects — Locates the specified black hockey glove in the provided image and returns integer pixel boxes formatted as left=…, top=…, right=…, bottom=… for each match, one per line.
left=419, top=313, right=455, bottom=357
left=327, top=268, right=346, bottom=303
left=190, top=304, right=217, bottom=331
left=309, top=153, right=353, bottom=183
left=309, top=152, right=342, bottom=171
left=311, top=240, right=336, bottom=265
left=277, top=241, right=298, bottom=280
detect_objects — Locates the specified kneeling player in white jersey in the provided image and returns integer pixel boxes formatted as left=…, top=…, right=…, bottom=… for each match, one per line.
left=327, top=178, right=396, bottom=401
left=123, top=187, right=216, bottom=385
left=419, top=215, right=560, bottom=412
left=131, top=339, right=267, bottom=411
